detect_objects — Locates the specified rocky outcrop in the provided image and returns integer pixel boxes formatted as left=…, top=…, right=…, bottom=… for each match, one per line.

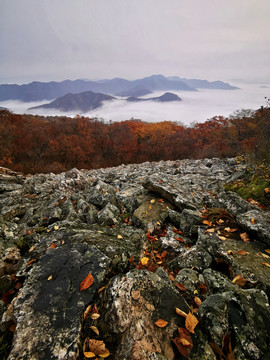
left=0, top=158, right=269, bottom=359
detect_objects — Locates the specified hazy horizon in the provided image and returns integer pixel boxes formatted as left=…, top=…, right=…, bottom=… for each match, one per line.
left=1, top=81, right=268, bottom=126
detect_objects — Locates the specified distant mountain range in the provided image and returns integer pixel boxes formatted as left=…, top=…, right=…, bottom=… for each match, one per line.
left=29, top=91, right=182, bottom=112
left=0, top=75, right=238, bottom=102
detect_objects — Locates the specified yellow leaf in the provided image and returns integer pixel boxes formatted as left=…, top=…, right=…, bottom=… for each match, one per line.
left=117, top=235, right=123, bottom=239
left=83, top=352, right=96, bottom=358
left=150, top=199, right=155, bottom=203
left=218, top=236, right=227, bottom=241
left=154, top=319, right=168, bottom=328
left=185, top=312, right=199, bottom=333
left=179, top=338, right=191, bottom=346
left=28, top=245, right=34, bottom=253
left=48, top=275, right=53, bottom=281
left=227, top=250, right=234, bottom=255
left=176, top=307, right=188, bottom=318
left=250, top=218, right=255, bottom=224
left=264, top=188, right=270, bottom=194
left=240, top=233, right=250, bottom=242
left=194, top=296, right=202, bottom=307
left=141, top=257, right=149, bottom=266
left=54, top=225, right=59, bottom=230
left=98, top=285, right=107, bottom=294
left=89, top=326, right=99, bottom=336
left=262, top=262, right=270, bottom=268
left=149, top=206, right=152, bottom=210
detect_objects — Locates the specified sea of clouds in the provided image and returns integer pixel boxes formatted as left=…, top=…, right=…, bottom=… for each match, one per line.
left=0, top=82, right=269, bottom=126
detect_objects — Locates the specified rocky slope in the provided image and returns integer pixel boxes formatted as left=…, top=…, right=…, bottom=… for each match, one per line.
left=0, top=158, right=269, bottom=360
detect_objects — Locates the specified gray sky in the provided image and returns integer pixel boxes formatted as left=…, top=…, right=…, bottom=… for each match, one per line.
left=1, top=0, right=270, bottom=84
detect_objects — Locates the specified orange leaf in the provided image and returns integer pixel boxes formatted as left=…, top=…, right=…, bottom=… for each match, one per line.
left=140, top=257, right=149, bottom=266
left=80, top=273, right=94, bottom=291
left=232, top=275, right=247, bottom=287
left=154, top=319, right=168, bottom=328
left=175, top=283, right=186, bottom=291
left=250, top=218, right=255, bottom=224
left=237, top=250, right=248, bottom=256
left=194, top=296, right=202, bottom=307
left=262, top=262, right=270, bottom=268
left=26, top=259, right=36, bottom=267
left=185, top=312, right=198, bottom=333
left=265, top=249, right=270, bottom=254
left=49, top=242, right=57, bottom=249
left=83, top=351, right=96, bottom=358
left=202, top=220, right=212, bottom=226
left=175, top=237, right=184, bottom=242
left=264, top=188, right=270, bottom=194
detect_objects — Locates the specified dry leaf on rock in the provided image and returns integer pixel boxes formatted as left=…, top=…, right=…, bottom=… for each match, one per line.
left=90, top=313, right=100, bottom=320
left=237, top=250, right=248, bottom=256
left=194, top=296, right=202, bottom=307
left=262, top=262, right=270, bottom=268
left=175, top=282, right=186, bottom=291
left=49, top=242, right=57, bottom=249
left=240, top=233, right=250, bottom=242
left=185, top=312, right=199, bottom=333
left=232, top=275, right=247, bottom=287
left=265, top=249, right=270, bottom=254
left=83, top=305, right=92, bottom=320
left=83, top=351, right=96, bottom=358
left=80, top=273, right=94, bottom=291
left=154, top=319, right=168, bottom=328
left=140, top=257, right=149, bottom=266
left=172, top=327, right=193, bottom=358
left=90, top=326, right=99, bottom=336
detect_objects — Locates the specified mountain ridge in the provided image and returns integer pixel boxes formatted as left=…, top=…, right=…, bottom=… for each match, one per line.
left=0, top=75, right=238, bottom=102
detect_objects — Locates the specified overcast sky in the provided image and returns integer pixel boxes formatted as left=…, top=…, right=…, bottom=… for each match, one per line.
left=1, top=0, right=270, bottom=84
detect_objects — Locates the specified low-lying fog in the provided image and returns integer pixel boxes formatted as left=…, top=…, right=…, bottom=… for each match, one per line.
left=1, top=83, right=269, bottom=125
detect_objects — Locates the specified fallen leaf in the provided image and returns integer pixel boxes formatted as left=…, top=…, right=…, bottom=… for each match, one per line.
left=99, top=349, right=111, bottom=358
left=202, top=220, right=212, bottom=226
left=83, top=351, right=96, bottom=358
left=199, top=283, right=208, bottom=294
left=49, top=242, right=57, bottom=249
left=194, top=296, right=202, bottom=307
left=83, top=305, right=92, bottom=320
left=216, top=218, right=224, bottom=224
left=175, top=237, right=184, bottom=242
left=185, top=312, right=199, bottom=333
left=28, top=245, right=34, bottom=252
left=92, top=304, right=98, bottom=313
left=175, top=308, right=188, bottom=318
left=91, top=313, right=100, bottom=320
left=240, top=233, right=250, bottom=242
left=88, top=339, right=108, bottom=356
left=264, top=188, right=270, bottom=194
left=89, top=326, right=99, bottom=336
left=250, top=218, right=256, bottom=224
left=9, top=324, right=16, bottom=332
left=150, top=199, right=155, bottom=203
left=48, top=275, right=53, bottom=281
left=161, top=251, right=167, bottom=258
left=265, top=249, right=270, bottom=254
left=26, top=259, right=36, bottom=267
left=172, top=338, right=190, bottom=358
left=232, top=275, right=247, bottom=287
left=98, top=286, right=107, bottom=294
left=140, top=257, right=149, bottom=266
left=154, top=319, right=168, bottom=328
left=175, top=283, right=186, bottom=291
left=218, top=236, right=227, bottom=241
left=54, top=225, right=59, bottom=230
left=209, top=342, right=225, bottom=357
left=262, top=262, right=270, bottom=268
left=227, top=250, right=234, bottom=256
left=226, top=228, right=238, bottom=233
left=117, top=235, right=123, bottom=239
left=205, top=228, right=215, bottom=233
left=80, top=273, right=94, bottom=291
left=237, top=250, right=248, bottom=256
left=261, top=253, right=270, bottom=259
left=179, top=338, right=192, bottom=346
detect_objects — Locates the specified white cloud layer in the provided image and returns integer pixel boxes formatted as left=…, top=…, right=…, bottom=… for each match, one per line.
left=1, top=83, right=269, bottom=125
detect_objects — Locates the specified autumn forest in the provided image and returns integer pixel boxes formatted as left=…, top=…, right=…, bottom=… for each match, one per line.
left=0, top=107, right=269, bottom=174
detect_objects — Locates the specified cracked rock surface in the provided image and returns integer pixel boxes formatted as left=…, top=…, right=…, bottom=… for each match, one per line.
left=0, top=158, right=269, bottom=359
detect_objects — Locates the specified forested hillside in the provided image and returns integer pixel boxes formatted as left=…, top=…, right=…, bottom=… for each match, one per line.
left=0, top=107, right=269, bottom=174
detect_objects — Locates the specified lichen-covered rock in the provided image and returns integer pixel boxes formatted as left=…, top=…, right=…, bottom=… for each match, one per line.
left=168, top=245, right=213, bottom=273
left=8, top=243, right=109, bottom=360
left=99, top=269, right=190, bottom=360
left=0, top=158, right=269, bottom=359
